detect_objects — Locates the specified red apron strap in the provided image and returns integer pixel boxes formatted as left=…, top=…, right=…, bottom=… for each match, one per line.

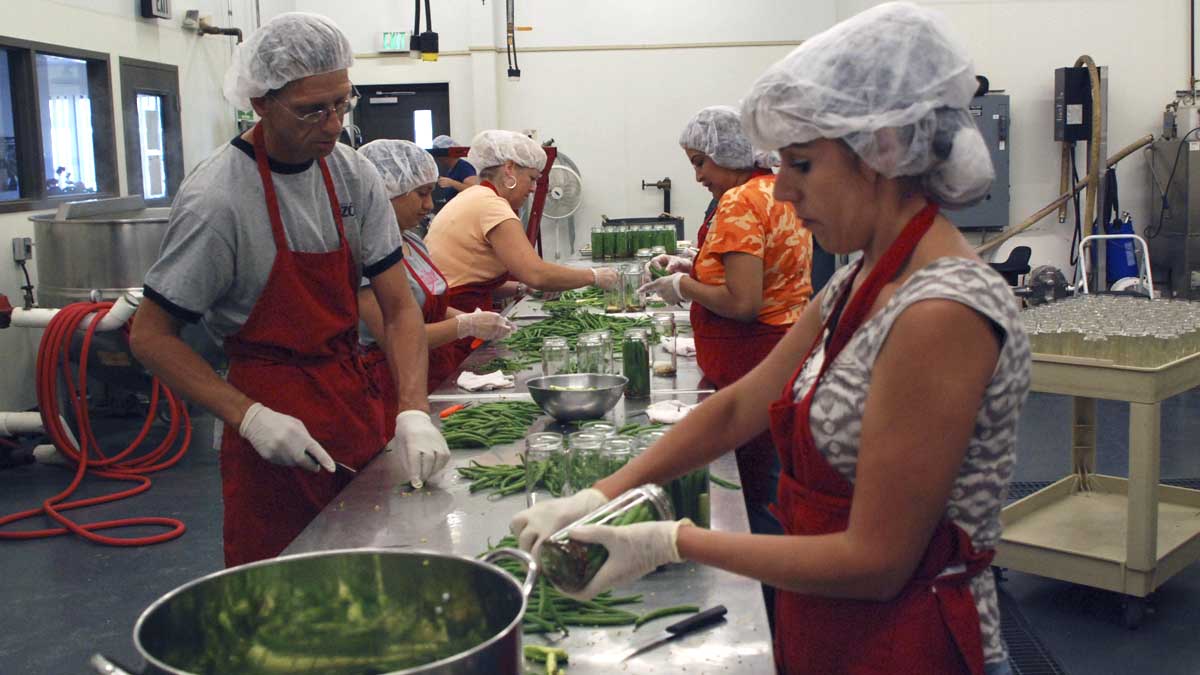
left=251, top=125, right=292, bottom=253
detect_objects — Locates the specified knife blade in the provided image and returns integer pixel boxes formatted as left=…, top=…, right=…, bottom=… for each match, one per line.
left=621, top=604, right=727, bottom=661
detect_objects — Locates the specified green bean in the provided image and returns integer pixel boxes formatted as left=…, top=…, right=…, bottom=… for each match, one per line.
left=502, top=308, right=654, bottom=358
left=482, top=535, right=660, bottom=635
left=633, top=605, right=700, bottom=630
left=523, top=645, right=569, bottom=664
left=710, top=474, right=742, bottom=490
left=440, top=401, right=542, bottom=449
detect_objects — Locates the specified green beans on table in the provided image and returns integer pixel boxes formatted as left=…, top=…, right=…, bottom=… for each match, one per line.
left=501, top=309, right=653, bottom=358
left=482, top=536, right=646, bottom=635
left=457, top=453, right=567, bottom=498
left=541, top=287, right=605, bottom=313
left=633, top=604, right=700, bottom=630
left=439, top=401, right=543, bottom=449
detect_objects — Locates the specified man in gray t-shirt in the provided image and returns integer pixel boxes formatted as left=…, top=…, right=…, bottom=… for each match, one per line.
left=129, top=12, right=450, bottom=566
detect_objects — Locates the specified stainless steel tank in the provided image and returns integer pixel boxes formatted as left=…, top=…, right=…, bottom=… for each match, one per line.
left=29, top=196, right=169, bottom=308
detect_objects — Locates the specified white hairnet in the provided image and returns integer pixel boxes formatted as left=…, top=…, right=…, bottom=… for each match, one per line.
left=679, top=106, right=758, bottom=170
left=466, top=130, right=548, bottom=172
left=359, top=139, right=439, bottom=198
left=223, top=12, right=354, bottom=110
left=740, top=2, right=993, bottom=207
left=432, top=135, right=457, bottom=149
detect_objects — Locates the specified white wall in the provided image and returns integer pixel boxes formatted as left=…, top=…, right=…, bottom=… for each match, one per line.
left=490, top=1, right=832, bottom=247
left=0, top=0, right=255, bottom=410
left=837, top=0, right=1190, bottom=274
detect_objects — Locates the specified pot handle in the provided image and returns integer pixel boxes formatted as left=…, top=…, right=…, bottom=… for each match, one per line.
left=482, top=547, right=539, bottom=600
left=89, top=654, right=143, bottom=674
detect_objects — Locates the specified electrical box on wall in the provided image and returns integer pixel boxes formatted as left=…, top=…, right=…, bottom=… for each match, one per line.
left=954, top=93, right=1010, bottom=230
left=1054, top=66, right=1093, bottom=142
left=140, top=0, right=170, bottom=19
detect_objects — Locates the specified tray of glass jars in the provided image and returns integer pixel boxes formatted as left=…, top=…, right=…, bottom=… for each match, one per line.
left=591, top=223, right=679, bottom=260
left=1022, top=295, right=1200, bottom=370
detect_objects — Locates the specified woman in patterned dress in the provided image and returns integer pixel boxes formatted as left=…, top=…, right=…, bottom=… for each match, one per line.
left=511, top=5, right=1031, bottom=674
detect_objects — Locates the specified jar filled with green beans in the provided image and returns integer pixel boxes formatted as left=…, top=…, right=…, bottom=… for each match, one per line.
left=622, top=328, right=652, bottom=399
left=539, top=483, right=675, bottom=593
left=665, top=466, right=710, bottom=528
left=567, top=431, right=606, bottom=492
left=602, top=226, right=617, bottom=261
left=590, top=225, right=604, bottom=261
left=613, top=226, right=630, bottom=259
left=600, top=437, right=636, bottom=476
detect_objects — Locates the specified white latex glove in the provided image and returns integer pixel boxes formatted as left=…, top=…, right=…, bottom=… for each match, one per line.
left=679, top=246, right=699, bottom=262
left=591, top=267, right=619, bottom=290
left=390, top=410, right=451, bottom=487
left=637, top=273, right=688, bottom=305
left=561, top=519, right=692, bottom=600
left=238, top=402, right=333, bottom=473
left=455, top=309, right=516, bottom=340
left=509, top=488, right=609, bottom=553
left=648, top=254, right=692, bottom=275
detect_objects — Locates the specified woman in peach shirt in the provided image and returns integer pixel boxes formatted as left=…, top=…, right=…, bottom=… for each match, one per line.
left=425, top=130, right=618, bottom=367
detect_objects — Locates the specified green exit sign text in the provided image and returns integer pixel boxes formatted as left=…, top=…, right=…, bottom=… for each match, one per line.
left=381, top=31, right=409, bottom=52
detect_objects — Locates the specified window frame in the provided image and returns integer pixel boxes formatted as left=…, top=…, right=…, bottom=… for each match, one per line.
left=119, top=57, right=184, bottom=206
left=0, top=36, right=118, bottom=214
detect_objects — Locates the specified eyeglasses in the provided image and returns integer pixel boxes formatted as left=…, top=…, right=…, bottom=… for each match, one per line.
left=269, top=85, right=360, bottom=125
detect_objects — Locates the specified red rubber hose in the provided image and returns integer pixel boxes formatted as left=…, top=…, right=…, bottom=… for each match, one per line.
left=0, top=301, right=191, bottom=545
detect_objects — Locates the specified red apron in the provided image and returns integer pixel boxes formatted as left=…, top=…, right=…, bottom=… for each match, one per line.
left=363, top=237, right=456, bottom=425
left=689, top=173, right=787, bottom=504
left=219, top=125, right=386, bottom=567
left=443, top=180, right=510, bottom=367
left=768, top=202, right=993, bottom=675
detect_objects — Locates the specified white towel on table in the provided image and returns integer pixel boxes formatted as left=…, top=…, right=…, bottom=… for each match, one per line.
left=660, top=336, right=696, bottom=356
left=456, top=370, right=515, bottom=391
left=645, top=400, right=697, bottom=424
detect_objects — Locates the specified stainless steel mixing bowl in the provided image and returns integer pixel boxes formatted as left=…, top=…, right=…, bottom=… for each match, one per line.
left=526, top=373, right=627, bottom=421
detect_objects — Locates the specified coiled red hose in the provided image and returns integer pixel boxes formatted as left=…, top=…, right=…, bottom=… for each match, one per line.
left=0, top=301, right=191, bottom=545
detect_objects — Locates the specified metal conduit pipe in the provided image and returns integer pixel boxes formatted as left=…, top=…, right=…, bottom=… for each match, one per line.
left=977, top=134, right=1154, bottom=255
left=8, top=293, right=139, bottom=332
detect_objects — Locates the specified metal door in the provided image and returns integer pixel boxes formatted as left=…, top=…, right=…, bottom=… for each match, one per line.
left=353, top=82, right=450, bottom=146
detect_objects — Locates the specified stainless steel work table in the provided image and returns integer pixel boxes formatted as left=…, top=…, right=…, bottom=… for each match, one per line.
left=286, top=296, right=776, bottom=672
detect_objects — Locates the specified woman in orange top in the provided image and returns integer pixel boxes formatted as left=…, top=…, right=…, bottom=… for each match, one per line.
left=640, top=105, right=813, bottom=538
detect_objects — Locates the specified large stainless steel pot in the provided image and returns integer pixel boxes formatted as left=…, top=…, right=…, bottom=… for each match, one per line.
left=30, top=196, right=169, bottom=308
left=90, top=548, right=536, bottom=675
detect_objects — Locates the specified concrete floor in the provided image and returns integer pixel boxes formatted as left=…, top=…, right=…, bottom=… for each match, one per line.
left=2, top=390, right=1200, bottom=673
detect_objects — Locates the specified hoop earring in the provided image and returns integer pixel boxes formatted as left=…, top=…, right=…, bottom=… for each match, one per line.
left=504, top=177, right=518, bottom=190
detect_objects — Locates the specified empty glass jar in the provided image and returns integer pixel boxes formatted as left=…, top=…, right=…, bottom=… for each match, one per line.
left=621, top=265, right=645, bottom=312
left=575, top=333, right=608, bottom=374
left=651, top=312, right=677, bottom=376
left=541, top=336, right=571, bottom=376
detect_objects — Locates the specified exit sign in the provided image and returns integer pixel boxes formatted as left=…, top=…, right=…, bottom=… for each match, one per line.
left=380, top=31, right=409, bottom=53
